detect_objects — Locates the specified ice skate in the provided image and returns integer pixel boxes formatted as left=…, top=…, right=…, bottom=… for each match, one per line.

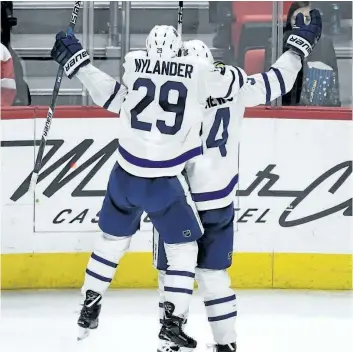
left=77, top=290, right=102, bottom=341
left=208, top=342, right=236, bottom=352
left=158, top=302, right=196, bottom=351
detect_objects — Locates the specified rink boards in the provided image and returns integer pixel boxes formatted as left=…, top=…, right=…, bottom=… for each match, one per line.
left=1, top=106, right=352, bottom=290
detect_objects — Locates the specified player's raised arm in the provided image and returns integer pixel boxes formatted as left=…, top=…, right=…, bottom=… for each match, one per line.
left=51, top=31, right=127, bottom=113
left=183, top=40, right=247, bottom=101
left=76, top=65, right=127, bottom=113
left=241, top=50, right=302, bottom=107
left=241, top=9, right=322, bottom=107
left=204, top=62, right=247, bottom=101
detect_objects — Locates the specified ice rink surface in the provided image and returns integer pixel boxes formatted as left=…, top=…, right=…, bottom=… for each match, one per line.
left=1, top=289, right=352, bottom=352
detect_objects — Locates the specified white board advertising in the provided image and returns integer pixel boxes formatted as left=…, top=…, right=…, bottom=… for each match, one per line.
left=1, top=116, right=352, bottom=255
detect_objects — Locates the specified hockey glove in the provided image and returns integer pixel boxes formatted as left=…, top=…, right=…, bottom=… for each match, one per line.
left=51, top=31, right=90, bottom=79
left=285, top=9, right=322, bottom=58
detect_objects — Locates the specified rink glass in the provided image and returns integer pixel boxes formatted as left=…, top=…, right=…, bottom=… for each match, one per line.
left=10, top=1, right=352, bottom=107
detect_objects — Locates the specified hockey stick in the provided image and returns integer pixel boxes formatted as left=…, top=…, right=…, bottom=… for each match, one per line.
left=177, top=1, right=183, bottom=36
left=29, top=1, right=81, bottom=190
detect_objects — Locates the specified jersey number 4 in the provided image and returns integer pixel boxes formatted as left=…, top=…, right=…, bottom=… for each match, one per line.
left=130, top=78, right=187, bottom=135
left=206, top=107, right=230, bottom=157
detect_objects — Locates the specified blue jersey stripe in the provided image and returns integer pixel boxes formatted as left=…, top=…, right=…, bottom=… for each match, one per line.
left=191, top=174, right=239, bottom=202
left=224, top=69, right=236, bottom=99
left=261, top=72, right=271, bottom=103
left=234, top=66, right=244, bottom=88
left=103, top=82, right=121, bottom=109
left=118, top=145, right=202, bottom=168
left=270, top=67, right=286, bottom=96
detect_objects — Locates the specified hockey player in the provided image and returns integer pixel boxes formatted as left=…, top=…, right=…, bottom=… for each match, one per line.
left=51, top=25, right=246, bottom=349
left=155, top=9, right=322, bottom=352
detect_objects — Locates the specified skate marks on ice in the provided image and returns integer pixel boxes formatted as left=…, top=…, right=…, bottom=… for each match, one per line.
left=1, top=290, right=352, bottom=352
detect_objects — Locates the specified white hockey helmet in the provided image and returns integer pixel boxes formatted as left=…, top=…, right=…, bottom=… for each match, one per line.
left=183, top=40, right=214, bottom=64
left=146, top=25, right=182, bottom=59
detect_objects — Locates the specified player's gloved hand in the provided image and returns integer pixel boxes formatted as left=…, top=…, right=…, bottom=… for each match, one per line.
left=51, top=31, right=90, bottom=79
left=285, top=9, right=322, bottom=58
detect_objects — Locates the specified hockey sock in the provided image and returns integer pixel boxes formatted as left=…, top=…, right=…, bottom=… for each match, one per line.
left=159, top=270, right=190, bottom=325
left=158, top=270, right=166, bottom=324
left=82, top=233, right=131, bottom=295
left=163, top=241, right=198, bottom=317
left=196, top=268, right=237, bottom=345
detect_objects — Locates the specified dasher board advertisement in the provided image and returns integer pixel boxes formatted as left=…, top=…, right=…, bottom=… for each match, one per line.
left=1, top=106, right=352, bottom=290
left=2, top=112, right=351, bottom=254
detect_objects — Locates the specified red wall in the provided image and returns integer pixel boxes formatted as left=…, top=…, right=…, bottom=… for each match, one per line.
left=1, top=106, right=351, bottom=121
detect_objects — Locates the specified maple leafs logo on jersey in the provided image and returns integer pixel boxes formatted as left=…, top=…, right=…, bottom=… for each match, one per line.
left=157, top=48, right=162, bottom=54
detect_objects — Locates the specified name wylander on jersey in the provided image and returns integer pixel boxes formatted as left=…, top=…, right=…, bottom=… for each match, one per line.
left=135, top=58, right=193, bottom=78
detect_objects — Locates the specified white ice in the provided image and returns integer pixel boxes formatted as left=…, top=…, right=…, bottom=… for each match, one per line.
left=1, top=289, right=352, bottom=352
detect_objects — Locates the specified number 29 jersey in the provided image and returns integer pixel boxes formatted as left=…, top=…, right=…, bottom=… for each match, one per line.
left=116, top=51, right=242, bottom=178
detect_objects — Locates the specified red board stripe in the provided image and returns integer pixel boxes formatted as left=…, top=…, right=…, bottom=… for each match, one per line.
left=246, top=106, right=352, bottom=120
left=0, top=106, right=117, bottom=119
left=0, top=106, right=352, bottom=120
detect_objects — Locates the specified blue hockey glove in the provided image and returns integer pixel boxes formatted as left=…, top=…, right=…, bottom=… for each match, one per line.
left=51, top=31, right=90, bottom=79
left=285, top=9, right=322, bottom=58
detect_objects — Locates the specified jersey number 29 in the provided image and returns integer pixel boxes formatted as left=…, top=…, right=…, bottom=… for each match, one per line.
left=130, top=78, right=187, bottom=135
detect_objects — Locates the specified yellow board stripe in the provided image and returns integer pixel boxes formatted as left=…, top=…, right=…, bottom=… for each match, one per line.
left=273, top=253, right=352, bottom=289
left=1, top=252, right=352, bottom=290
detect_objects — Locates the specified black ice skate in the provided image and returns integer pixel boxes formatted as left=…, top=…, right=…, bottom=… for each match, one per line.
left=213, top=342, right=237, bottom=352
left=158, top=302, right=197, bottom=352
left=77, top=290, right=102, bottom=341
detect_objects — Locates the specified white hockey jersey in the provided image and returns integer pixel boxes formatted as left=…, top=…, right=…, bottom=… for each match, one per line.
left=186, top=50, right=302, bottom=210
left=76, top=50, right=244, bottom=178
left=117, top=51, right=245, bottom=177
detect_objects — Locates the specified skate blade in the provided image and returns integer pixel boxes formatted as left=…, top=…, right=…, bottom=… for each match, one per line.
left=77, top=327, right=90, bottom=341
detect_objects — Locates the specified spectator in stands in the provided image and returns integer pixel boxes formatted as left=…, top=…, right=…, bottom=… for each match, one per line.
left=1, top=42, right=16, bottom=106
left=265, top=1, right=341, bottom=106
left=1, top=1, right=31, bottom=106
